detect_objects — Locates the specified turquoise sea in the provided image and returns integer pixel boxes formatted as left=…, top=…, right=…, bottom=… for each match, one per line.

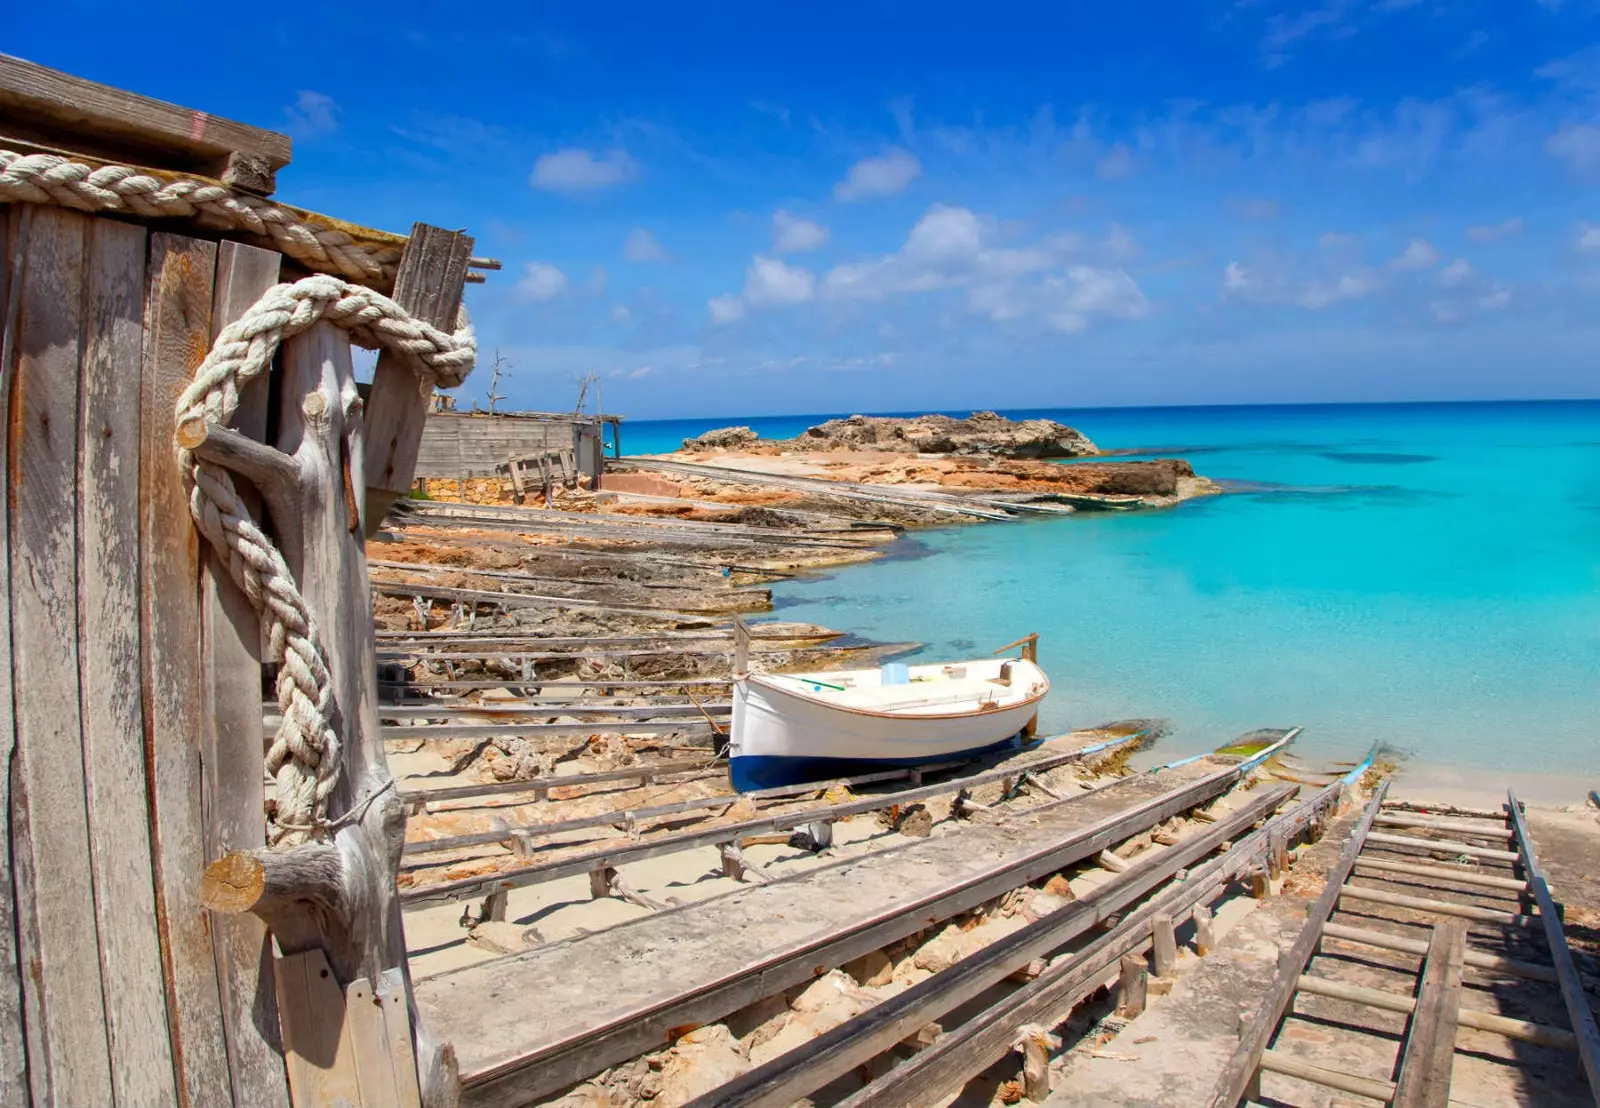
left=619, top=403, right=1600, bottom=776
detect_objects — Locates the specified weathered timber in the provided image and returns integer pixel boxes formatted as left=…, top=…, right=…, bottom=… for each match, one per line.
left=383, top=721, right=716, bottom=744
left=372, top=579, right=716, bottom=621
left=1258, top=1053, right=1396, bottom=1102
left=1320, top=922, right=1557, bottom=984
left=687, top=783, right=1299, bottom=1108
left=363, top=224, right=474, bottom=531
left=141, top=230, right=235, bottom=1105
left=1205, top=781, right=1389, bottom=1108
left=372, top=534, right=800, bottom=579
left=1393, top=920, right=1466, bottom=1108
left=1365, top=830, right=1519, bottom=862
left=399, top=758, right=716, bottom=808
left=1297, top=970, right=1575, bottom=1049
left=380, top=702, right=730, bottom=719
left=0, top=200, right=30, bottom=1108
left=418, top=757, right=1250, bottom=1106
left=1509, top=788, right=1600, bottom=1102
left=380, top=679, right=731, bottom=693
left=9, top=205, right=117, bottom=1104
left=0, top=53, right=292, bottom=191
left=201, top=239, right=291, bottom=1105
left=81, top=212, right=183, bottom=1105
left=1374, top=812, right=1515, bottom=840
left=1338, top=883, right=1535, bottom=926
left=1353, top=856, right=1528, bottom=893
left=835, top=773, right=1352, bottom=1108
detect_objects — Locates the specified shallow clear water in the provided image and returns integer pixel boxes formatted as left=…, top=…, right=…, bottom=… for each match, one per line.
left=622, top=402, right=1600, bottom=772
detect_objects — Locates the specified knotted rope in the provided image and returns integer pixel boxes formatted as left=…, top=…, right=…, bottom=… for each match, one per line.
left=176, top=275, right=475, bottom=846
left=0, top=150, right=401, bottom=287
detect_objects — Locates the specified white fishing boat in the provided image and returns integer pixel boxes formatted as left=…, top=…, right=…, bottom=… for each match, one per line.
left=729, top=631, right=1049, bottom=791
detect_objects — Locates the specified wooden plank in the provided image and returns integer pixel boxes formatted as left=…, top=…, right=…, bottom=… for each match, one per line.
left=684, top=784, right=1298, bottom=1108
left=1366, top=830, right=1519, bottom=862
left=1258, top=1051, right=1396, bottom=1101
left=1204, top=781, right=1390, bottom=1108
left=1509, top=788, right=1600, bottom=1102
left=1295, top=970, right=1573, bottom=1049
left=79, top=213, right=180, bottom=1106
left=1354, top=856, right=1527, bottom=893
left=141, top=230, right=234, bottom=1107
left=1375, top=812, right=1514, bottom=840
left=1393, top=920, right=1466, bottom=1108
left=276, top=949, right=363, bottom=1106
left=833, top=776, right=1352, bottom=1108
left=1339, top=883, right=1535, bottom=926
left=201, top=240, right=291, bottom=1107
left=8, top=205, right=116, bottom=1104
left=1321, top=922, right=1557, bottom=983
left=362, top=224, right=474, bottom=532
left=0, top=53, right=291, bottom=186
left=0, top=202, right=31, bottom=1108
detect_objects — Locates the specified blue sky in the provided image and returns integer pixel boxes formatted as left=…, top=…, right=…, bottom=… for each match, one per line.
left=14, top=2, right=1600, bottom=418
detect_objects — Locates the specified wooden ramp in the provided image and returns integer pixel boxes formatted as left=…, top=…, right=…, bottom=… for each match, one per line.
left=413, top=753, right=1258, bottom=1107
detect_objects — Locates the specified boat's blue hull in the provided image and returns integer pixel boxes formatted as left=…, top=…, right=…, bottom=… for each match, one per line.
left=729, top=734, right=1027, bottom=792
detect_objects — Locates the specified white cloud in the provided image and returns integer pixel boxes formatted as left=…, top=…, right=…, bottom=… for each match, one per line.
left=530, top=148, right=637, bottom=191
left=742, top=255, right=815, bottom=306
left=1096, top=143, right=1138, bottom=180
left=1478, top=286, right=1511, bottom=311
left=1438, top=259, right=1474, bottom=287
left=820, top=204, right=1145, bottom=330
left=1578, top=223, right=1600, bottom=251
left=623, top=228, right=668, bottom=262
left=773, top=210, right=830, bottom=254
left=707, top=294, right=746, bottom=325
left=1548, top=125, right=1600, bottom=171
left=284, top=91, right=338, bottom=138
left=1390, top=238, right=1439, bottom=270
left=1467, top=217, right=1523, bottom=242
left=517, top=262, right=568, bottom=302
left=1223, top=261, right=1382, bottom=309
left=610, top=303, right=633, bottom=325
left=833, top=148, right=922, bottom=201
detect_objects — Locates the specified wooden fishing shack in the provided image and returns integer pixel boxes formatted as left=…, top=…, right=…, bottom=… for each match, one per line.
left=0, top=55, right=486, bottom=1106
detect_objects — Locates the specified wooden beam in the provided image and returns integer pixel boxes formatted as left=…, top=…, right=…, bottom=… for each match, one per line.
left=1509, top=789, right=1600, bottom=1103
left=200, top=240, right=291, bottom=1106
left=0, top=199, right=30, bottom=1108
left=1339, top=883, right=1535, bottom=927
left=141, top=230, right=234, bottom=1106
left=1257, top=1052, right=1395, bottom=1102
left=8, top=204, right=116, bottom=1104
left=1296, top=970, right=1573, bottom=1049
left=832, top=775, right=1352, bottom=1108
left=362, top=223, right=474, bottom=532
left=1375, top=812, right=1514, bottom=840
left=1321, top=922, right=1556, bottom=984
left=1366, top=830, right=1519, bottom=862
left=1393, top=920, right=1466, bottom=1108
left=690, top=783, right=1300, bottom=1108
left=1205, top=782, right=1390, bottom=1108
left=0, top=53, right=292, bottom=191
left=1354, top=856, right=1527, bottom=893
left=80, top=213, right=183, bottom=1105
left=399, top=758, right=715, bottom=807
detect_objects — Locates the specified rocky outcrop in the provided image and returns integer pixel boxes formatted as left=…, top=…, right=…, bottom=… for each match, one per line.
left=682, top=425, right=759, bottom=451
left=796, top=411, right=1097, bottom=458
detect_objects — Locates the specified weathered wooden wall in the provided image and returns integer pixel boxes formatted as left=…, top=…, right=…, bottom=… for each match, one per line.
left=414, top=410, right=606, bottom=480
left=0, top=202, right=295, bottom=1106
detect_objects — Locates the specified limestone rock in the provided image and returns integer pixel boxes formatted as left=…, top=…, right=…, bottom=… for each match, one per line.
left=750, top=973, right=875, bottom=1067
left=794, top=411, right=1098, bottom=459
left=914, top=924, right=982, bottom=973
left=1022, top=892, right=1074, bottom=923
left=727, top=993, right=791, bottom=1049
left=844, top=949, right=895, bottom=988
left=683, top=425, right=760, bottom=451
left=654, top=1025, right=747, bottom=1107
left=466, top=921, right=542, bottom=954
left=1043, top=874, right=1075, bottom=899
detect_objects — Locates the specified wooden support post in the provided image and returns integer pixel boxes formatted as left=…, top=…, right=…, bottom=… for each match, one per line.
left=362, top=223, right=474, bottom=534
left=1151, top=914, right=1178, bottom=978
left=1116, top=954, right=1148, bottom=1019
left=482, top=890, right=509, bottom=924
left=1248, top=867, right=1271, bottom=899
left=1192, top=906, right=1215, bottom=957
left=589, top=867, right=616, bottom=900
left=1014, top=1025, right=1053, bottom=1102
left=733, top=614, right=750, bottom=675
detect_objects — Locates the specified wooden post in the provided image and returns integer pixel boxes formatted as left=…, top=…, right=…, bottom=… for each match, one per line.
left=1014, top=1025, right=1052, bottom=1101
left=202, top=238, right=292, bottom=1106
left=733, top=615, right=750, bottom=675
left=1151, top=914, right=1178, bottom=978
left=141, top=230, right=235, bottom=1107
left=1116, top=954, right=1148, bottom=1018
left=1248, top=867, right=1271, bottom=899
left=196, top=320, right=429, bottom=1103
left=362, top=224, right=474, bottom=534
left=1193, top=905, right=1215, bottom=956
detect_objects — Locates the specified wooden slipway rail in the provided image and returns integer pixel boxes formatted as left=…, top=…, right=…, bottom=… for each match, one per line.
left=414, top=740, right=1287, bottom=1107
left=710, top=747, right=1377, bottom=1108
left=1207, top=786, right=1600, bottom=1107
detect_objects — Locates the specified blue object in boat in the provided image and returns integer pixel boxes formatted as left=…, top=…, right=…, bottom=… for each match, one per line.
left=881, top=662, right=910, bottom=686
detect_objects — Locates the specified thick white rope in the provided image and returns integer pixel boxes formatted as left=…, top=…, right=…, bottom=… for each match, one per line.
left=0, top=150, right=402, bottom=287
left=177, top=275, right=475, bottom=846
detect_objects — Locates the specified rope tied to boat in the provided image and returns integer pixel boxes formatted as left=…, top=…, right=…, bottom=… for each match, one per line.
left=176, top=275, right=476, bottom=846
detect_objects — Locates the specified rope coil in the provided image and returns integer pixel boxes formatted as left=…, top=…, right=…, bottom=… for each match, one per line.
left=177, top=276, right=475, bottom=846
left=0, top=150, right=402, bottom=287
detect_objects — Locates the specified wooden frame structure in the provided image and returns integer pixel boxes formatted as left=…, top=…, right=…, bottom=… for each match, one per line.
left=1, top=59, right=479, bottom=1107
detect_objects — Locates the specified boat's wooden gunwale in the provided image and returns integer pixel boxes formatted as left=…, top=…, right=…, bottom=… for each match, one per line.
left=743, top=663, right=1048, bottom=723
